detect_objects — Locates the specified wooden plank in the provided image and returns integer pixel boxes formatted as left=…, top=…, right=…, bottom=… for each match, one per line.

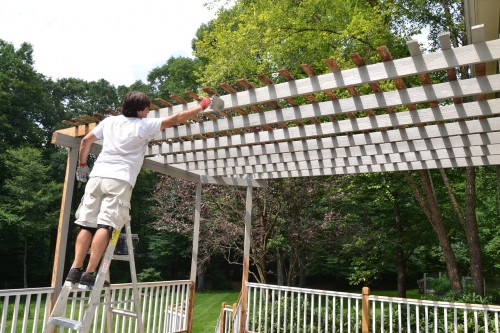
left=52, top=123, right=98, bottom=141
left=378, top=45, right=418, bottom=111
left=325, top=58, right=356, bottom=120
left=219, top=82, right=250, bottom=116
left=407, top=40, right=439, bottom=109
left=162, top=132, right=500, bottom=164
left=204, top=152, right=500, bottom=177
left=211, top=155, right=500, bottom=179
left=143, top=155, right=267, bottom=187
left=156, top=98, right=173, bottom=107
left=471, top=25, right=487, bottom=101
left=150, top=39, right=500, bottom=117
left=199, top=175, right=268, bottom=187
left=176, top=142, right=500, bottom=168
left=438, top=32, right=463, bottom=105
left=62, top=120, right=80, bottom=127
left=150, top=116, right=500, bottom=155
left=184, top=145, right=500, bottom=173
left=50, top=146, right=78, bottom=304
left=279, top=68, right=320, bottom=124
left=153, top=77, right=500, bottom=142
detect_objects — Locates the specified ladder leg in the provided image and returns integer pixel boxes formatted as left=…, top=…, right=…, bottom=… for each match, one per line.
left=80, top=227, right=122, bottom=332
left=43, top=286, right=72, bottom=333
left=124, top=221, right=144, bottom=333
left=44, top=221, right=144, bottom=333
left=105, top=270, right=113, bottom=333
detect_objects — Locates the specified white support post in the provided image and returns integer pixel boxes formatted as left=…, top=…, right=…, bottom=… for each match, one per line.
left=187, top=181, right=202, bottom=333
left=190, top=182, right=202, bottom=282
left=243, top=186, right=253, bottom=259
left=240, top=186, right=253, bottom=333
left=51, top=146, right=78, bottom=301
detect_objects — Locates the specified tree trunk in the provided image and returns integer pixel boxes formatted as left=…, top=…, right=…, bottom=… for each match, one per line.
left=298, top=259, right=306, bottom=288
left=440, top=168, right=484, bottom=295
left=394, top=201, right=407, bottom=298
left=197, top=270, right=206, bottom=292
left=404, top=170, right=462, bottom=291
left=24, top=238, right=28, bottom=288
left=277, top=249, right=284, bottom=286
left=396, top=248, right=407, bottom=298
left=464, top=167, right=484, bottom=295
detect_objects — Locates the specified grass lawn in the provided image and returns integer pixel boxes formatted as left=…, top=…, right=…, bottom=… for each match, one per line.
left=192, top=290, right=240, bottom=333
left=189, top=289, right=423, bottom=332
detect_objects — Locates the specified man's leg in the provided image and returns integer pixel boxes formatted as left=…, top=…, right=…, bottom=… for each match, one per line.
left=65, top=227, right=94, bottom=285
left=72, top=228, right=93, bottom=269
left=86, top=227, right=111, bottom=272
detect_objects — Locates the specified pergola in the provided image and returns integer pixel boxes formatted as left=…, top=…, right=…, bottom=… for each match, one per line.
left=49, top=16, right=499, bottom=331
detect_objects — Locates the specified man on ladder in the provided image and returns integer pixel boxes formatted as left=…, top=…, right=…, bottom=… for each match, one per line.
left=44, top=91, right=213, bottom=333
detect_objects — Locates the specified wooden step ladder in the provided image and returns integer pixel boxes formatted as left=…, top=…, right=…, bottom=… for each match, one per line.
left=43, top=220, right=144, bottom=333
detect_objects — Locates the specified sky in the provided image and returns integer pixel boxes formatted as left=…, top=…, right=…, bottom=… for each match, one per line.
left=0, top=0, right=219, bottom=87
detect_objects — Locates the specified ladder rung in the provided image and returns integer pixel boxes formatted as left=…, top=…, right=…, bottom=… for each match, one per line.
left=49, top=316, right=82, bottom=330
left=110, top=308, right=139, bottom=318
left=112, top=254, right=131, bottom=261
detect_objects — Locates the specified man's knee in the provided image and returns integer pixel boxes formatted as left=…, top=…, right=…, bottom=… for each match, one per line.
left=76, top=225, right=113, bottom=239
left=97, top=224, right=114, bottom=239
left=76, top=225, right=97, bottom=237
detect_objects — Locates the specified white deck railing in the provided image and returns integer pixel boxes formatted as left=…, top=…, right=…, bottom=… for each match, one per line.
left=245, top=283, right=363, bottom=333
left=219, top=283, right=500, bottom=333
left=0, top=280, right=192, bottom=333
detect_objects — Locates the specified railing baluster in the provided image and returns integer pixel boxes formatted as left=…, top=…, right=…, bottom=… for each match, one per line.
left=2, top=282, right=500, bottom=333
left=310, top=292, right=314, bottom=333
left=297, top=292, right=301, bottom=333
left=389, top=301, right=393, bottom=333
left=333, top=296, right=336, bottom=333
left=464, top=309, right=468, bottom=333
left=348, top=297, right=352, bottom=333
left=283, top=290, right=288, bottom=333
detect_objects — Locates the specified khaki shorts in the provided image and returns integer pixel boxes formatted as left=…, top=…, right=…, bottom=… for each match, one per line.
left=75, top=177, right=133, bottom=229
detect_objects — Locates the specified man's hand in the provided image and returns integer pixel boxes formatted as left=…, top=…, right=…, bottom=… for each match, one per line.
left=76, top=163, right=90, bottom=183
left=199, top=97, right=211, bottom=110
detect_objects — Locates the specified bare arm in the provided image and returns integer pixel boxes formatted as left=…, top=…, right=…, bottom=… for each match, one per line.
left=160, top=97, right=211, bottom=130
left=160, top=105, right=203, bottom=130
left=79, top=132, right=99, bottom=165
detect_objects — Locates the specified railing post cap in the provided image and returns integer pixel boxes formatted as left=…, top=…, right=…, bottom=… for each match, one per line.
left=362, top=286, right=370, bottom=295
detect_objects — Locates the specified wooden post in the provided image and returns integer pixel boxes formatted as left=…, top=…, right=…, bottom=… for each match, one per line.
left=362, top=287, right=370, bottom=333
left=239, top=186, right=253, bottom=333
left=50, top=146, right=78, bottom=303
left=188, top=182, right=202, bottom=333
left=219, top=302, right=227, bottom=333
left=187, top=282, right=196, bottom=333
left=239, top=257, right=250, bottom=333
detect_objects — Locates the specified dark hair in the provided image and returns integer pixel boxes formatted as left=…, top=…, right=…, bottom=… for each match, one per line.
left=121, top=91, right=151, bottom=117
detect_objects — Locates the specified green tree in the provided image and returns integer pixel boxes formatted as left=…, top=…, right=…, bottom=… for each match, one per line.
left=0, top=147, right=61, bottom=287
left=148, top=56, right=202, bottom=100
left=195, top=0, right=403, bottom=86
left=0, top=40, right=52, bottom=151
left=50, top=78, right=119, bottom=121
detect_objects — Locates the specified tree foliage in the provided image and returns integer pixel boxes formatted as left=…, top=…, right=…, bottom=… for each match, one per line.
left=0, top=147, right=61, bottom=287
left=194, top=0, right=404, bottom=85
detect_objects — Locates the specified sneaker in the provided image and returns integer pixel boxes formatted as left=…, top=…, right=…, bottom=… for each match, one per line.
left=64, top=268, right=83, bottom=287
left=78, top=272, right=97, bottom=290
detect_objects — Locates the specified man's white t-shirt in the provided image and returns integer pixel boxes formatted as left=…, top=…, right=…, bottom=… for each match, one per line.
left=89, top=115, right=162, bottom=186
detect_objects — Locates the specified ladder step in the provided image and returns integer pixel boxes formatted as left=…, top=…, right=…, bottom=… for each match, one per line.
left=49, top=317, right=82, bottom=330
left=110, top=307, right=139, bottom=318
left=112, top=254, right=132, bottom=261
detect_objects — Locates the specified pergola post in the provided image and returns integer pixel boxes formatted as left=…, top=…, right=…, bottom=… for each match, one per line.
left=51, top=146, right=78, bottom=301
left=239, top=186, right=253, bottom=333
left=187, top=181, right=202, bottom=333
